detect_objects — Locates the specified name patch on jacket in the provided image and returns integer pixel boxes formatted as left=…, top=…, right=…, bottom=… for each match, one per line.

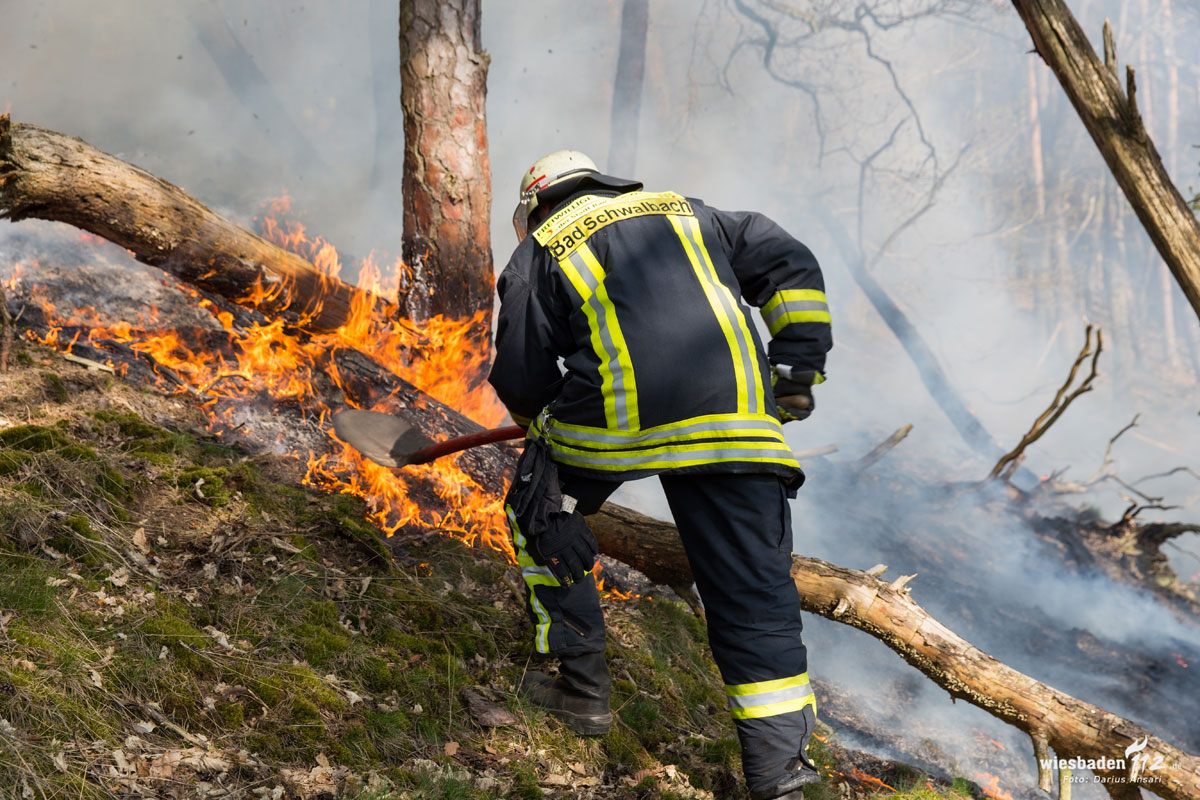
left=534, top=191, right=694, bottom=259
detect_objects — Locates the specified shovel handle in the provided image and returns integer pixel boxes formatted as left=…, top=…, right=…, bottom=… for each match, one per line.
left=407, top=424, right=527, bottom=465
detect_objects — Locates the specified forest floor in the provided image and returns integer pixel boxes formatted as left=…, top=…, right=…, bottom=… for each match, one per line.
left=0, top=340, right=986, bottom=799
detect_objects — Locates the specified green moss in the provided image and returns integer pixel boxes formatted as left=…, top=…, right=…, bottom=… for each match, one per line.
left=508, top=764, right=543, bottom=799
left=41, top=372, right=69, bottom=403
left=215, top=700, right=245, bottom=728
left=14, top=352, right=34, bottom=367
left=602, top=724, right=656, bottom=772
left=291, top=622, right=352, bottom=666
left=0, top=425, right=71, bottom=452
left=0, top=557, right=57, bottom=619
left=139, top=608, right=209, bottom=672
left=175, top=465, right=231, bottom=507
left=0, top=449, right=33, bottom=476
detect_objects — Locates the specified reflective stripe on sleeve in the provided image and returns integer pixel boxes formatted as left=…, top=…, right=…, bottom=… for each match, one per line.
left=762, top=290, right=831, bottom=336
left=726, top=673, right=816, bottom=720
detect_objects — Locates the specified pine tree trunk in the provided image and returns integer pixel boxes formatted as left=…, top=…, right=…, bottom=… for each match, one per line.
left=398, top=0, right=494, bottom=330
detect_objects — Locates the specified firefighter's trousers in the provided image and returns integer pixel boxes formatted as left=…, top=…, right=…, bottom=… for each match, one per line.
left=509, top=470, right=817, bottom=794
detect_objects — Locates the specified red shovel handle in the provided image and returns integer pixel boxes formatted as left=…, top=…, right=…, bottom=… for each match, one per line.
left=406, top=425, right=527, bottom=465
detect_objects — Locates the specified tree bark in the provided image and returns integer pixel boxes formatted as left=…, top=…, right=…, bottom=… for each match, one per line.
left=0, top=116, right=379, bottom=334
left=1010, top=0, right=1200, bottom=322
left=607, top=0, right=649, bottom=177
left=398, top=0, right=494, bottom=328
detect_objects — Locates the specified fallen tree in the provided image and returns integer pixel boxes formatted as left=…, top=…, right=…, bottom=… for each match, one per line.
left=4, top=117, right=1197, bottom=800
left=0, top=116, right=383, bottom=334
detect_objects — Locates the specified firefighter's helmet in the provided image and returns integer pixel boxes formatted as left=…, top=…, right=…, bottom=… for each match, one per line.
left=512, top=151, right=642, bottom=242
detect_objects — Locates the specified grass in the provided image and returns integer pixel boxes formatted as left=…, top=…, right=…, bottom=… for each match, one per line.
left=0, top=348, right=987, bottom=799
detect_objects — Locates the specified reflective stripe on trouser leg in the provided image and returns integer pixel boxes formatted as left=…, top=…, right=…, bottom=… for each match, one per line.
left=505, top=474, right=615, bottom=657
left=658, top=472, right=813, bottom=795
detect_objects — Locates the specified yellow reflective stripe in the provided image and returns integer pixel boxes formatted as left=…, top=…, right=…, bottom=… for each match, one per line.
left=547, top=426, right=785, bottom=452
left=508, top=506, right=557, bottom=653
left=763, top=289, right=831, bottom=336
left=726, top=673, right=810, bottom=697
left=669, top=214, right=751, bottom=413
left=553, top=452, right=801, bottom=472
left=557, top=255, right=619, bottom=429
left=726, top=673, right=815, bottom=720
left=811, top=371, right=825, bottom=385
left=686, top=216, right=765, bottom=409
left=578, top=245, right=640, bottom=430
left=552, top=411, right=784, bottom=438
left=550, top=437, right=793, bottom=459
left=769, top=310, right=832, bottom=335
left=762, top=289, right=827, bottom=315
left=730, top=693, right=816, bottom=720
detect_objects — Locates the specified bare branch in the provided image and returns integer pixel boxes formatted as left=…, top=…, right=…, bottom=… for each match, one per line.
left=990, top=325, right=1103, bottom=480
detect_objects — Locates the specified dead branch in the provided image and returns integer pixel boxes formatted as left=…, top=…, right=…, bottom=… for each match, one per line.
left=0, top=115, right=384, bottom=334
left=853, top=423, right=913, bottom=473
left=0, top=281, right=11, bottom=372
left=588, top=505, right=1198, bottom=800
left=990, top=324, right=1102, bottom=480
left=1010, top=1, right=1200, bottom=321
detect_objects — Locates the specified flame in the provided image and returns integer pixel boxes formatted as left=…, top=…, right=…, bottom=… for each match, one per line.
left=975, top=772, right=1014, bottom=800
left=1173, top=653, right=1189, bottom=668
left=18, top=200, right=515, bottom=560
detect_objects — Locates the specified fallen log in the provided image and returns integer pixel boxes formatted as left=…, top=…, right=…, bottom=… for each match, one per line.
left=584, top=508, right=1198, bottom=800
left=0, top=115, right=383, bottom=334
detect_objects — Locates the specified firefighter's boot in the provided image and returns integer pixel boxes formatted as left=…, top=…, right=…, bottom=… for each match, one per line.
left=520, top=651, right=612, bottom=735
left=742, top=705, right=822, bottom=799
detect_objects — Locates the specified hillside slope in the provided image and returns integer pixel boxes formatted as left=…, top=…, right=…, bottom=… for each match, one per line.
left=0, top=342, right=978, bottom=800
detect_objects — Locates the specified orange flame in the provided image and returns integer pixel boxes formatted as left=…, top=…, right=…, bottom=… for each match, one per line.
left=19, top=200, right=514, bottom=560
left=975, top=772, right=1014, bottom=800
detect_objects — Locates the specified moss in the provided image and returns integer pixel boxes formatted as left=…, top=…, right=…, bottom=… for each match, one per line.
left=175, top=465, right=232, bottom=507
left=291, top=622, right=352, bottom=666
left=602, top=724, right=656, bottom=772
left=40, top=372, right=69, bottom=403
left=14, top=352, right=34, bottom=367
left=508, top=764, right=543, bottom=799
left=139, top=608, right=209, bottom=672
left=0, top=424, right=71, bottom=452
left=0, top=558, right=57, bottom=619
left=64, top=514, right=93, bottom=537
left=0, top=449, right=33, bottom=476
left=215, top=700, right=245, bottom=728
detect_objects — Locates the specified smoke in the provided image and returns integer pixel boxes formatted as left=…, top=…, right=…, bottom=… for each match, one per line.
left=5, top=0, right=1200, bottom=794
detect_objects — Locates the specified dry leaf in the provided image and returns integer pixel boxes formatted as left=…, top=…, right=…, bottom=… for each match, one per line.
left=568, top=761, right=588, bottom=775
left=89, top=669, right=104, bottom=688
left=52, top=751, right=68, bottom=772
left=443, top=741, right=460, bottom=757
left=106, top=568, right=130, bottom=587
left=315, top=752, right=331, bottom=769
left=132, top=527, right=149, bottom=553
left=541, top=772, right=570, bottom=786
left=13, top=659, right=36, bottom=672
left=132, top=721, right=156, bottom=735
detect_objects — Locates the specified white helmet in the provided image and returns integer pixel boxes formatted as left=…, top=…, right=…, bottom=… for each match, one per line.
left=512, top=150, right=599, bottom=242
left=512, top=150, right=641, bottom=242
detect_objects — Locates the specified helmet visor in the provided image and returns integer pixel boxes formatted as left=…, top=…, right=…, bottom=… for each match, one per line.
left=512, top=193, right=534, bottom=243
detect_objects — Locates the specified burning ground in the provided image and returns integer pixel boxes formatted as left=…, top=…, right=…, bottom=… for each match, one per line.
left=0, top=320, right=991, bottom=798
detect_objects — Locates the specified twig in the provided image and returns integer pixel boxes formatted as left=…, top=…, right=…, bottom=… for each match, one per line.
left=0, top=282, right=11, bottom=372
left=853, top=423, right=913, bottom=473
left=990, top=325, right=1102, bottom=480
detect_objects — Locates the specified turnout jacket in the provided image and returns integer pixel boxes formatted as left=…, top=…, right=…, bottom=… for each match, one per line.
left=488, top=187, right=832, bottom=484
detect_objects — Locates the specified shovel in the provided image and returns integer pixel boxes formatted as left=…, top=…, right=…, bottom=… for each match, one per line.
left=331, top=408, right=526, bottom=468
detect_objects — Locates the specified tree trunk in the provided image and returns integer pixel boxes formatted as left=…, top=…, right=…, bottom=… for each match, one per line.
left=398, top=0, right=494, bottom=329
left=1010, top=0, right=1200, bottom=322
left=606, top=0, right=649, bottom=177
left=0, top=116, right=376, bottom=334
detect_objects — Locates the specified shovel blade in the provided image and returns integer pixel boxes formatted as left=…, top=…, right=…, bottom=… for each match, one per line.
left=331, top=409, right=434, bottom=468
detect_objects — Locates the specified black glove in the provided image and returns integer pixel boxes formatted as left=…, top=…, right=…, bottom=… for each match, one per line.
left=531, top=509, right=598, bottom=587
left=772, top=369, right=816, bottom=423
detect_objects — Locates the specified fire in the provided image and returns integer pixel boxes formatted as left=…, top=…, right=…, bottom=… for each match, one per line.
left=18, top=199, right=516, bottom=560
left=975, top=772, right=1014, bottom=800
left=1173, top=653, right=1189, bottom=668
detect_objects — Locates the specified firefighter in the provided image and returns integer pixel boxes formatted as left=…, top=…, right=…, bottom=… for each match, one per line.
left=489, top=150, right=832, bottom=800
